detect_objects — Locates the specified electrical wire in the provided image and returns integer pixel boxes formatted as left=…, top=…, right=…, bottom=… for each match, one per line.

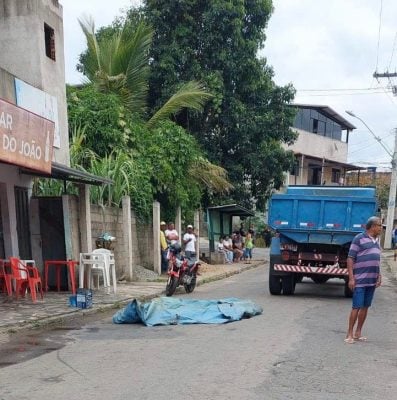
left=297, top=91, right=391, bottom=97
left=348, top=131, right=394, bottom=155
left=297, top=87, right=389, bottom=92
left=374, top=0, right=383, bottom=73
left=388, top=31, right=397, bottom=70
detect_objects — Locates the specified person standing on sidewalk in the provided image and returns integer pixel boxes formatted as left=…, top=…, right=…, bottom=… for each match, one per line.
left=243, top=230, right=254, bottom=263
left=345, top=216, right=382, bottom=344
left=160, top=221, right=169, bottom=273
left=165, top=222, right=179, bottom=245
left=183, top=224, right=197, bottom=260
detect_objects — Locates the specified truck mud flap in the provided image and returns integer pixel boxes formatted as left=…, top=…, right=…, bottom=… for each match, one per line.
left=274, top=264, right=348, bottom=276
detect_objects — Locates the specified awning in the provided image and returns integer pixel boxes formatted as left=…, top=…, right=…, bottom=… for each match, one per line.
left=207, top=204, right=255, bottom=217
left=294, top=153, right=365, bottom=171
left=19, top=161, right=113, bottom=186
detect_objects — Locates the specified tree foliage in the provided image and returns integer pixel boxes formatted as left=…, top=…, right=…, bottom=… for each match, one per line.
left=66, top=87, right=231, bottom=219
left=67, top=85, right=130, bottom=157
left=78, top=17, right=212, bottom=127
left=69, top=16, right=233, bottom=219
left=138, top=0, right=297, bottom=209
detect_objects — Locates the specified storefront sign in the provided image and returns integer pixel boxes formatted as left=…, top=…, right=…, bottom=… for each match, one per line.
left=0, top=98, right=54, bottom=173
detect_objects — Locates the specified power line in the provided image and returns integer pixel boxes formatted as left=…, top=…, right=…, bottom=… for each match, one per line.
left=298, top=87, right=389, bottom=92
left=298, top=91, right=391, bottom=97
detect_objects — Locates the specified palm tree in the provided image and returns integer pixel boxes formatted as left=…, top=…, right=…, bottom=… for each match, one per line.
left=188, top=157, right=233, bottom=194
left=79, top=17, right=212, bottom=128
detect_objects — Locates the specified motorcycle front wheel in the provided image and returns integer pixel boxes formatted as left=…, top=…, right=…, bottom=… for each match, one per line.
left=184, top=274, right=197, bottom=293
left=165, top=275, right=178, bottom=296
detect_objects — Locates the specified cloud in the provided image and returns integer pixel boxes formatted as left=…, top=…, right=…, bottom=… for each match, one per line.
left=264, top=0, right=397, bottom=167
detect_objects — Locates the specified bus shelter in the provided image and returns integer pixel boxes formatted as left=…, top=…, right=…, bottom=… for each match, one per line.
left=207, top=204, right=255, bottom=259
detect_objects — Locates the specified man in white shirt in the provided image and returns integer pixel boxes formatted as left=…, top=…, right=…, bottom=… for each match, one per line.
left=183, top=225, right=197, bottom=259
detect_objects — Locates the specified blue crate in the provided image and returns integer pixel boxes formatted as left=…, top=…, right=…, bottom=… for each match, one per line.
left=69, top=295, right=77, bottom=307
left=76, top=289, right=93, bottom=309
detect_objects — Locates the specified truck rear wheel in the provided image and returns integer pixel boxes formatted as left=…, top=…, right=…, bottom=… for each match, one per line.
left=344, top=281, right=353, bottom=298
left=311, top=275, right=329, bottom=284
left=282, top=275, right=295, bottom=295
left=269, top=273, right=282, bottom=295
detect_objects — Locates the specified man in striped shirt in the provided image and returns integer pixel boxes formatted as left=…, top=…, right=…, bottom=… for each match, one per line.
left=345, top=216, right=382, bottom=344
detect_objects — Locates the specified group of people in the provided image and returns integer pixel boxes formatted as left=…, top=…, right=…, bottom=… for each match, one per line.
left=160, top=221, right=197, bottom=272
left=217, top=226, right=255, bottom=264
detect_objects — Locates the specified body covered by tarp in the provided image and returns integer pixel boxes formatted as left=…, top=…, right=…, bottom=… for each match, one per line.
left=112, top=297, right=262, bottom=326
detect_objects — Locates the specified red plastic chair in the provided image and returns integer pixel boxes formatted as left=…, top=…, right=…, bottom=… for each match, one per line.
left=0, top=260, right=12, bottom=296
left=9, top=257, right=44, bottom=302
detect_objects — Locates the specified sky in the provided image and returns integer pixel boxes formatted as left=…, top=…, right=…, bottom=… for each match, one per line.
left=62, top=0, right=397, bottom=169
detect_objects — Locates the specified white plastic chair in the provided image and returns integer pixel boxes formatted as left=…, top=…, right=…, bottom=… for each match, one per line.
left=92, top=248, right=117, bottom=294
left=79, top=252, right=110, bottom=293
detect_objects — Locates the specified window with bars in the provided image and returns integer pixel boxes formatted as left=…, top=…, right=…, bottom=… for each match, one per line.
left=44, top=23, right=56, bottom=61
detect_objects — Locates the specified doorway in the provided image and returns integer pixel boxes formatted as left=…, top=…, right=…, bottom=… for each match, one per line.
left=15, top=186, right=32, bottom=259
left=0, top=200, right=5, bottom=259
left=38, top=197, right=67, bottom=290
left=308, top=165, right=322, bottom=185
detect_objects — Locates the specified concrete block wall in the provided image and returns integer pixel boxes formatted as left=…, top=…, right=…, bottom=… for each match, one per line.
left=67, top=199, right=155, bottom=278
left=90, top=205, right=155, bottom=275
left=135, top=220, right=154, bottom=269
left=90, top=204, right=126, bottom=277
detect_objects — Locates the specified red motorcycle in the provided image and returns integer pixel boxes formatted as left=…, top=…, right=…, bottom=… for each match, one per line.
left=165, top=243, right=200, bottom=296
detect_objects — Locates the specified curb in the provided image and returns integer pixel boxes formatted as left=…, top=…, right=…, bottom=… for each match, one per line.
left=0, top=262, right=264, bottom=336
left=383, top=253, right=397, bottom=281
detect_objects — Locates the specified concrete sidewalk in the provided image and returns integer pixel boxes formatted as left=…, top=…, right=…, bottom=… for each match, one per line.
left=0, top=254, right=267, bottom=335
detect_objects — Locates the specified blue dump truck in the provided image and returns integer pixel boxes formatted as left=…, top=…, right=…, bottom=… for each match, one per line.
left=267, top=186, right=378, bottom=297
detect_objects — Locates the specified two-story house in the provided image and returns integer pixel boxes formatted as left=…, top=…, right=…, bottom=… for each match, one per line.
left=284, top=104, right=362, bottom=186
left=0, top=0, right=109, bottom=273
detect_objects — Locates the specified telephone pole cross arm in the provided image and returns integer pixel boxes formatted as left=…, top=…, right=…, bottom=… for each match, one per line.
left=373, top=71, right=397, bottom=78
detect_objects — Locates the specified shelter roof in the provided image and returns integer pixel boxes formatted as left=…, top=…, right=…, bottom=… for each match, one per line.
left=207, top=204, right=254, bottom=217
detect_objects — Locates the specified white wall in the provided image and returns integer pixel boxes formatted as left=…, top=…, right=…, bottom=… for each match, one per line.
left=284, top=128, right=348, bottom=163
left=0, top=0, right=69, bottom=165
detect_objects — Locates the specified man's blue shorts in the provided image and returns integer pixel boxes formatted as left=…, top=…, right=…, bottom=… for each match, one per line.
left=352, top=286, right=376, bottom=309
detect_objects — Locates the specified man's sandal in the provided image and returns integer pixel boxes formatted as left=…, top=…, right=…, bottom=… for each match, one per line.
left=344, top=338, right=355, bottom=344
left=353, top=336, right=368, bottom=342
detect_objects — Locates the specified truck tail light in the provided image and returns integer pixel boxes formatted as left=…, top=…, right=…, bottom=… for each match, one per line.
left=281, top=251, right=290, bottom=261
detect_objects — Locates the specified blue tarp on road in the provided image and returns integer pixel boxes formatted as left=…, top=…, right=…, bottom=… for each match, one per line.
left=112, top=297, right=263, bottom=326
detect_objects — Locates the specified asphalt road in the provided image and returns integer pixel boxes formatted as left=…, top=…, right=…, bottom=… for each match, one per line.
left=1, top=264, right=397, bottom=400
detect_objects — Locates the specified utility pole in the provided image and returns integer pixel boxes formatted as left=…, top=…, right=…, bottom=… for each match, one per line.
left=372, top=71, right=397, bottom=248
left=384, top=130, right=397, bottom=248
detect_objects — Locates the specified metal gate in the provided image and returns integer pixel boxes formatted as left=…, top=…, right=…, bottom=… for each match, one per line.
left=14, top=186, right=32, bottom=260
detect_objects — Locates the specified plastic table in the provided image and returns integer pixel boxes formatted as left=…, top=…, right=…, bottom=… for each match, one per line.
left=44, top=260, right=78, bottom=294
